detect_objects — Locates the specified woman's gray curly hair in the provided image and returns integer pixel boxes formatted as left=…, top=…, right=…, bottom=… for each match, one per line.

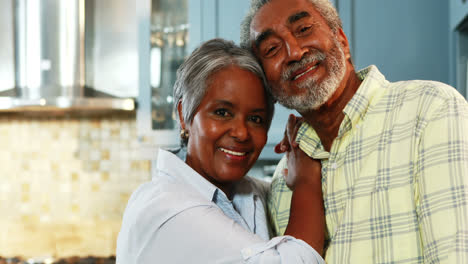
left=240, top=0, right=342, bottom=49
left=173, top=38, right=275, bottom=146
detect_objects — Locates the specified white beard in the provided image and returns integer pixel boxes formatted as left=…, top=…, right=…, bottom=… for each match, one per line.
left=273, top=37, right=347, bottom=112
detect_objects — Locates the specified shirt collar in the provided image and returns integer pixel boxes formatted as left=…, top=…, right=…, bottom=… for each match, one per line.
left=297, top=65, right=388, bottom=156
left=340, top=65, right=388, bottom=134
left=155, top=148, right=218, bottom=202
left=155, top=148, right=259, bottom=203
left=156, top=149, right=262, bottom=233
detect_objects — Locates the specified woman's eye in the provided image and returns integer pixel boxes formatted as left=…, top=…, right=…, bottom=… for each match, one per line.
left=214, top=109, right=230, bottom=117
left=249, top=115, right=264, bottom=124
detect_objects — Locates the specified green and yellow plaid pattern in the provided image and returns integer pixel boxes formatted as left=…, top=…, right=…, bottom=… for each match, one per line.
left=268, top=66, right=468, bottom=263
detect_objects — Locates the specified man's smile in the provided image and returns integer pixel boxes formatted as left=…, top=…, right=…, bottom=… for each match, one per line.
left=291, top=62, right=321, bottom=81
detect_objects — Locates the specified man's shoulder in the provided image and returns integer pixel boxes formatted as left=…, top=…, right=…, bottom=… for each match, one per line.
left=389, top=79, right=462, bottom=102
left=381, top=79, right=466, bottom=116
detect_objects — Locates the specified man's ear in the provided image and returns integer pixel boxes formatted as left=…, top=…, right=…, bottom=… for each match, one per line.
left=177, top=100, right=186, bottom=130
left=336, top=28, right=352, bottom=61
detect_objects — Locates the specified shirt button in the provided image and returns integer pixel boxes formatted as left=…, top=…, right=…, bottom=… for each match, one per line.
left=332, top=163, right=337, bottom=169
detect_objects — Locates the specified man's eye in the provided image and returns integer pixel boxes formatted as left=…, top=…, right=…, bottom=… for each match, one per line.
left=263, top=45, right=279, bottom=57
left=266, top=46, right=277, bottom=54
left=214, top=109, right=230, bottom=117
left=297, top=25, right=312, bottom=35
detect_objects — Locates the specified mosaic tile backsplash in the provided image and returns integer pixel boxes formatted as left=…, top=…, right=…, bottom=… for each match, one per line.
left=0, top=113, right=153, bottom=258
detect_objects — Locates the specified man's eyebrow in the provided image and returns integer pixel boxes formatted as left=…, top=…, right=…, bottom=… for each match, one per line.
left=254, top=11, right=311, bottom=49
left=255, top=29, right=274, bottom=48
left=288, top=11, right=310, bottom=24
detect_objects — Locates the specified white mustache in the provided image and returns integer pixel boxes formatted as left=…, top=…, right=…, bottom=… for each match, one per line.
left=282, top=51, right=326, bottom=81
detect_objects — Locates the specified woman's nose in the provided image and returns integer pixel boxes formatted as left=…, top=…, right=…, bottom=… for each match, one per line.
left=230, top=119, right=250, bottom=141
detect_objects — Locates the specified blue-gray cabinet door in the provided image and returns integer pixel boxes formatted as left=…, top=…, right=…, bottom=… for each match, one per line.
left=188, top=0, right=296, bottom=160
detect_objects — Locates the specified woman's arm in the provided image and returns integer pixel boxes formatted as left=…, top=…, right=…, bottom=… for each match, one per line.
left=283, top=147, right=324, bottom=256
left=278, top=115, right=325, bottom=255
left=117, top=179, right=325, bottom=264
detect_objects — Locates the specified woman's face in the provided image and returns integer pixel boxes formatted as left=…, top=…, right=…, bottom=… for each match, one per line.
left=183, top=65, right=269, bottom=193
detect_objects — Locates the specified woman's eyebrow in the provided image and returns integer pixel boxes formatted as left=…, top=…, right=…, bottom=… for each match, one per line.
left=214, top=100, right=233, bottom=107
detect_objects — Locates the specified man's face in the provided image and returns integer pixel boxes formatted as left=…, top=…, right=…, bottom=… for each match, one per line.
left=250, top=0, right=348, bottom=111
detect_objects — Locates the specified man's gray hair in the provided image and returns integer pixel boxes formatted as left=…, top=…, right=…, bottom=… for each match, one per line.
left=173, top=38, right=275, bottom=146
left=240, top=0, right=342, bottom=49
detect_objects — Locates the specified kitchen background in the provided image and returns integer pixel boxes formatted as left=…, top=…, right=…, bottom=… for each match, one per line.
left=0, top=0, right=467, bottom=262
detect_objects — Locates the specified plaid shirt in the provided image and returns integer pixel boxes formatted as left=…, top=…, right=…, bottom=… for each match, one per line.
left=268, top=66, right=468, bottom=263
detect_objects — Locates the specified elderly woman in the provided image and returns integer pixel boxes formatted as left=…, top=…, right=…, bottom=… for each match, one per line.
left=116, top=39, right=325, bottom=263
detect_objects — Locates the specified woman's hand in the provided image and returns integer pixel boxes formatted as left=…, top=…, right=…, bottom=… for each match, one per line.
left=274, top=114, right=303, bottom=154
left=285, top=144, right=322, bottom=190
left=274, top=114, right=321, bottom=190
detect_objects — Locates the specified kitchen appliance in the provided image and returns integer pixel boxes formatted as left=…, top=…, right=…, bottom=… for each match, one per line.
left=0, top=0, right=136, bottom=112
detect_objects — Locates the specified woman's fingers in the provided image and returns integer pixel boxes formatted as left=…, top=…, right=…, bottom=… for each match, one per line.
left=276, top=114, right=304, bottom=153
left=286, top=114, right=304, bottom=148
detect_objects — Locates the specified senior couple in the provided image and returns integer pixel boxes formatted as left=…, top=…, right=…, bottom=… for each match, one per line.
left=117, top=0, right=468, bottom=263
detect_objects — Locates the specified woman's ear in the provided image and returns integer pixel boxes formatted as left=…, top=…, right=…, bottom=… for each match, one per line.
left=177, top=100, right=186, bottom=129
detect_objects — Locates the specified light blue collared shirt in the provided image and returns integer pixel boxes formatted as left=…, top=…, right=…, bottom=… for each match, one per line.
left=116, top=149, right=324, bottom=264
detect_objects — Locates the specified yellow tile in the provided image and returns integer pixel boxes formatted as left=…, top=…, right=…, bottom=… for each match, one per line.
left=101, top=150, right=110, bottom=160
left=101, top=172, right=109, bottom=181
left=141, top=160, right=151, bottom=171
left=22, top=183, right=30, bottom=192
left=31, top=152, right=40, bottom=159
left=41, top=204, right=50, bottom=213
left=131, top=161, right=139, bottom=170
left=71, top=204, right=80, bottom=213
left=120, top=193, right=130, bottom=203
left=22, top=193, right=30, bottom=202
left=71, top=173, right=79, bottom=182
left=91, top=141, right=100, bottom=148
left=91, top=183, right=100, bottom=192
left=91, top=161, right=99, bottom=171
left=21, top=162, right=30, bottom=171
left=51, top=162, right=59, bottom=172
left=21, top=215, right=31, bottom=222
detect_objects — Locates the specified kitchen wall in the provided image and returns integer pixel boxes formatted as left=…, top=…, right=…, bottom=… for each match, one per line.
left=0, top=112, right=151, bottom=258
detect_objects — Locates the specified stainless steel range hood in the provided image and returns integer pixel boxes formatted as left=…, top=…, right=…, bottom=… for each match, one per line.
left=0, top=0, right=137, bottom=113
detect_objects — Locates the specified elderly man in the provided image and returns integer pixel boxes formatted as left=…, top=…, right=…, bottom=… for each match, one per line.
left=241, top=0, right=468, bottom=263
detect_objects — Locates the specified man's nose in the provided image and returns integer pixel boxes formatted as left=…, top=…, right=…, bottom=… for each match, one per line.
left=285, top=36, right=306, bottom=63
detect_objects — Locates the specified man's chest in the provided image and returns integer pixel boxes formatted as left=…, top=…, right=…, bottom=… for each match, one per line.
left=321, top=118, right=423, bottom=263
